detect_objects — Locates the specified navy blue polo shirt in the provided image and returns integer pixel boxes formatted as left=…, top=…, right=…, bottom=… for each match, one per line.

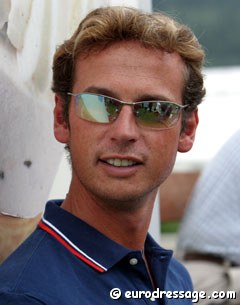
left=0, top=200, right=193, bottom=305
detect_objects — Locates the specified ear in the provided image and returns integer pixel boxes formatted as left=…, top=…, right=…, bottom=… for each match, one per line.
left=54, top=95, right=70, bottom=144
left=178, top=109, right=199, bottom=153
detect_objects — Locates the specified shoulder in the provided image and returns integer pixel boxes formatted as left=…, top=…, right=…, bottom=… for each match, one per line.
left=167, top=256, right=193, bottom=291
left=0, top=292, right=45, bottom=305
left=145, top=234, right=193, bottom=291
left=163, top=257, right=193, bottom=304
left=0, top=229, right=48, bottom=300
left=0, top=225, right=81, bottom=304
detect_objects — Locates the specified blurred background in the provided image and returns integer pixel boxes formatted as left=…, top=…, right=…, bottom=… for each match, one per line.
left=153, top=0, right=240, bottom=249
left=0, top=0, right=240, bottom=262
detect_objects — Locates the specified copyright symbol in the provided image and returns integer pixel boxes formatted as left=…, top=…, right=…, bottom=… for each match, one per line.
left=110, top=288, right=122, bottom=300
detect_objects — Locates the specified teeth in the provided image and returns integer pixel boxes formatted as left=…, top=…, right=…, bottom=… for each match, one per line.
left=106, top=158, right=137, bottom=167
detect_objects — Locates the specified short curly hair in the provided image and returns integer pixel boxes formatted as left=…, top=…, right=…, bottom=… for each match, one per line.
left=52, top=6, right=205, bottom=123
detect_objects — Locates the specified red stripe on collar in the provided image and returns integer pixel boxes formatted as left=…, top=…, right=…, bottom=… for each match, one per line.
left=38, top=219, right=106, bottom=273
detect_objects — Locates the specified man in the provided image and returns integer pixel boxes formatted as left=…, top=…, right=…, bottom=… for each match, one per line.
left=0, top=6, right=205, bottom=305
left=177, top=130, right=240, bottom=305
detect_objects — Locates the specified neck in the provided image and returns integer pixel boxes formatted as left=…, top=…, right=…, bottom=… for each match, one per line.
left=61, top=180, right=157, bottom=250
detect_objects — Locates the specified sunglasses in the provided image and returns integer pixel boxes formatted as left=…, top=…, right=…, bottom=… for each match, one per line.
left=67, top=92, right=188, bottom=130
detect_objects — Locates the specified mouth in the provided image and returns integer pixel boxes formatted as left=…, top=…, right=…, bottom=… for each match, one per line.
left=104, top=158, right=138, bottom=167
left=100, top=157, right=143, bottom=168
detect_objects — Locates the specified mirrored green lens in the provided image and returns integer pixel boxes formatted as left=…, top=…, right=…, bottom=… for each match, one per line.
left=75, top=93, right=118, bottom=123
left=74, top=93, right=182, bottom=129
left=135, top=102, right=180, bottom=128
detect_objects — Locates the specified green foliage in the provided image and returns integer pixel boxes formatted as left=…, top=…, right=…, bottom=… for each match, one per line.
left=161, top=221, right=180, bottom=233
left=152, top=0, right=240, bottom=67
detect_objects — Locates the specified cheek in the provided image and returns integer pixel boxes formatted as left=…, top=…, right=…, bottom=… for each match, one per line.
left=148, top=131, right=180, bottom=178
left=68, top=128, right=96, bottom=183
left=68, top=119, right=103, bottom=167
left=69, top=125, right=92, bottom=154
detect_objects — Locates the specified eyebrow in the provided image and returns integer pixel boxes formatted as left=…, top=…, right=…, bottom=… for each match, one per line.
left=82, top=86, right=173, bottom=102
left=83, top=86, right=118, bottom=98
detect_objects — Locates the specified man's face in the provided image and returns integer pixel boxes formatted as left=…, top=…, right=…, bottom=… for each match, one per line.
left=54, top=41, right=198, bottom=211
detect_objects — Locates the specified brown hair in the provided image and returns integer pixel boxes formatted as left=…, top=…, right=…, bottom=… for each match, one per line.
left=52, top=6, right=205, bottom=123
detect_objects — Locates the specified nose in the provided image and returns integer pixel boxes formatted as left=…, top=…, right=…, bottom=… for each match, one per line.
left=108, top=105, right=140, bottom=143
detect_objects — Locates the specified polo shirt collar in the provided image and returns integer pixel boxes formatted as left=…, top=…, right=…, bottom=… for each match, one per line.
left=38, top=200, right=172, bottom=273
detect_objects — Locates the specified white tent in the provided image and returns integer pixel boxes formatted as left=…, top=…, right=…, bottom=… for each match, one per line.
left=0, top=0, right=160, bottom=245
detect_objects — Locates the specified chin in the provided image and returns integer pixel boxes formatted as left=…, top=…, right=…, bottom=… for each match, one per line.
left=95, top=189, right=152, bottom=213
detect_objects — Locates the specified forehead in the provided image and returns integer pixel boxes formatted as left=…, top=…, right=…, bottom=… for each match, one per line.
left=73, top=41, right=186, bottom=102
